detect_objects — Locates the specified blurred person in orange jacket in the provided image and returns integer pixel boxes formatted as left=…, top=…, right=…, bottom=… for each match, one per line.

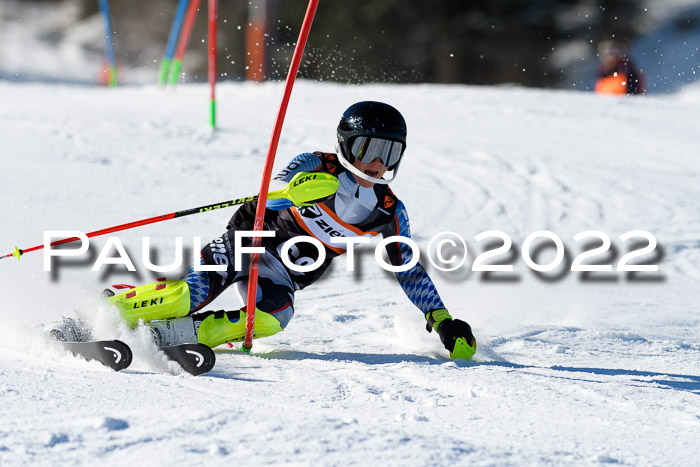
left=595, top=39, right=647, bottom=95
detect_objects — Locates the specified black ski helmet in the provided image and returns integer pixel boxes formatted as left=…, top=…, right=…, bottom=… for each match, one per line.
left=336, top=101, right=407, bottom=184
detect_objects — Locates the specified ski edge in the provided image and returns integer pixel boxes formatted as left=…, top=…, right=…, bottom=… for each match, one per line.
left=60, top=339, right=133, bottom=371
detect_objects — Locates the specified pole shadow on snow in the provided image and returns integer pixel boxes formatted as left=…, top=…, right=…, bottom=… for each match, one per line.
left=209, top=349, right=700, bottom=393
left=474, top=360, right=700, bottom=393
left=203, top=345, right=700, bottom=392
left=549, top=365, right=700, bottom=392
left=215, top=348, right=442, bottom=366
left=113, top=367, right=274, bottom=382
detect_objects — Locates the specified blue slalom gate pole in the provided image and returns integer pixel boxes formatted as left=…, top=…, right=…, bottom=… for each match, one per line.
left=159, top=0, right=190, bottom=85
left=98, top=0, right=118, bottom=86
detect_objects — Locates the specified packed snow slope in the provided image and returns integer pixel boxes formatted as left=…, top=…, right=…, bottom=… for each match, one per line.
left=1, top=81, right=699, bottom=466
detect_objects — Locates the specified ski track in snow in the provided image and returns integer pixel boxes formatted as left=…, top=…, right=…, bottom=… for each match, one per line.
left=1, top=81, right=700, bottom=465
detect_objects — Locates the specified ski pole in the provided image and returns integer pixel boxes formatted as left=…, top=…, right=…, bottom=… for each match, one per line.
left=1, top=172, right=338, bottom=262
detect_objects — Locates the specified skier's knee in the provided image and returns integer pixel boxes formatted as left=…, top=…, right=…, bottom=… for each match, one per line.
left=268, top=303, right=294, bottom=329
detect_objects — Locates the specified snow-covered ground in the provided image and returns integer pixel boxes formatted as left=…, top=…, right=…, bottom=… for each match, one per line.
left=1, top=80, right=699, bottom=465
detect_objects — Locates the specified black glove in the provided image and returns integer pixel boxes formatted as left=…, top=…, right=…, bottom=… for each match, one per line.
left=426, top=309, right=476, bottom=359
left=437, top=319, right=475, bottom=351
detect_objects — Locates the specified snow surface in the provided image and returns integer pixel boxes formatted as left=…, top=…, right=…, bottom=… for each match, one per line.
left=1, top=80, right=700, bottom=465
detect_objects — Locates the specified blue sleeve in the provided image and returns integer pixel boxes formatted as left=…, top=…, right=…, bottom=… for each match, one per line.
left=266, top=153, right=323, bottom=211
left=393, top=201, right=446, bottom=314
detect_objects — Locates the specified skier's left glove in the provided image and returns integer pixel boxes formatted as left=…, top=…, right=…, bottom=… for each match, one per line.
left=425, top=309, right=476, bottom=360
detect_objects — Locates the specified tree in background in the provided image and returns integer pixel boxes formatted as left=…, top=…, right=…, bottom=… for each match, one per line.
left=2, top=0, right=653, bottom=87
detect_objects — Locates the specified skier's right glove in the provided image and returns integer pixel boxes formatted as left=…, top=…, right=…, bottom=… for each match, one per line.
left=425, top=309, right=477, bottom=360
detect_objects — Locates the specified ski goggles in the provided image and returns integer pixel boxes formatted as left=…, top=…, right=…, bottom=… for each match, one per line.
left=350, top=136, right=404, bottom=168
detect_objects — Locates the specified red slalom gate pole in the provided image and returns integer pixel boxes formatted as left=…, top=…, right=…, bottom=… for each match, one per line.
left=242, top=0, right=320, bottom=352
left=208, top=0, right=217, bottom=128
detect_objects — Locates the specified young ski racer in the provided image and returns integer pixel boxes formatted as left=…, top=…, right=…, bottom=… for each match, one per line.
left=48, top=101, right=477, bottom=360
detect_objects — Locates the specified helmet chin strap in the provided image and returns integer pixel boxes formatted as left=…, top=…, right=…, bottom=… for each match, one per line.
left=336, top=144, right=398, bottom=185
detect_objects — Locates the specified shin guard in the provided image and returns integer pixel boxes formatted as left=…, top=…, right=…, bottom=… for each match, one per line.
left=105, top=280, right=191, bottom=327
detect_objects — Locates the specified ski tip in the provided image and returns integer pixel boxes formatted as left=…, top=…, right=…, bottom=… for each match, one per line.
left=111, top=340, right=134, bottom=371
left=60, top=339, right=133, bottom=372
left=161, top=343, right=216, bottom=376
left=187, top=343, right=216, bottom=376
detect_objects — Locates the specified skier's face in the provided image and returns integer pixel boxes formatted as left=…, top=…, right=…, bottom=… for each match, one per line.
left=352, top=158, right=387, bottom=188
